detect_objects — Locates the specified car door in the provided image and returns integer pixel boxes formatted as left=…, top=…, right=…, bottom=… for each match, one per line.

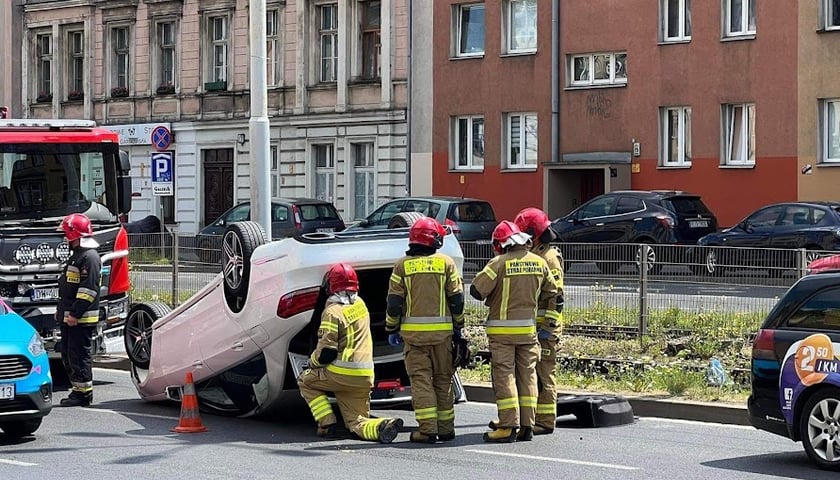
left=562, top=195, right=621, bottom=243
left=724, top=205, right=783, bottom=265
left=770, top=205, right=812, bottom=250
left=612, top=196, right=646, bottom=242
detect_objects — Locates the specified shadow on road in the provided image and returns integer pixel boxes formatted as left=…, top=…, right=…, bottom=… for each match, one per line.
left=701, top=451, right=824, bottom=480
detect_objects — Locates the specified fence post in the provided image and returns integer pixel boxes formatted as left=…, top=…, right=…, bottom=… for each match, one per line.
left=796, top=248, right=808, bottom=279
left=171, top=227, right=180, bottom=307
left=638, top=243, right=650, bottom=339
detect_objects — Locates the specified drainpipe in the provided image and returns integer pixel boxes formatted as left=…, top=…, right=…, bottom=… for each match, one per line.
left=551, top=0, right=560, bottom=167
left=405, top=0, right=413, bottom=196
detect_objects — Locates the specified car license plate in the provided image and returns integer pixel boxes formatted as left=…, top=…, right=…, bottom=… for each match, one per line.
left=316, top=228, right=334, bottom=233
left=689, top=220, right=709, bottom=228
left=0, top=384, right=14, bottom=400
left=31, top=287, right=59, bottom=301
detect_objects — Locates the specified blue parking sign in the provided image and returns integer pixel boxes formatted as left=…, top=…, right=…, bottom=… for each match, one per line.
left=151, top=152, right=174, bottom=196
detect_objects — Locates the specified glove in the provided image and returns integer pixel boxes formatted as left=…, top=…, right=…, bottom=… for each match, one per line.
left=388, top=333, right=403, bottom=346
left=538, top=329, right=552, bottom=341
left=453, top=328, right=463, bottom=341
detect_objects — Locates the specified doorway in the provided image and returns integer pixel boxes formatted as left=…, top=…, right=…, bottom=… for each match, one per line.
left=203, top=148, right=234, bottom=226
left=579, top=169, right=605, bottom=204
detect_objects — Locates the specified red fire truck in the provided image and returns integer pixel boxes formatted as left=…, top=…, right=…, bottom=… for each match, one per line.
left=0, top=114, right=133, bottom=355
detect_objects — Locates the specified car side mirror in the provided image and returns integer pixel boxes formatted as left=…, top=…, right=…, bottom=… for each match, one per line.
left=741, top=222, right=754, bottom=233
left=216, top=219, right=226, bottom=227
left=358, top=219, right=370, bottom=227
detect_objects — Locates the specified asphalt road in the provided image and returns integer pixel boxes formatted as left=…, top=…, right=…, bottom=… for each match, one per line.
left=0, top=369, right=820, bottom=480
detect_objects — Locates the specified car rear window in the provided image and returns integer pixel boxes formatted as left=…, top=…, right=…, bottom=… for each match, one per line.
left=662, top=197, right=712, bottom=216
left=449, top=202, right=496, bottom=222
left=298, top=204, right=340, bottom=221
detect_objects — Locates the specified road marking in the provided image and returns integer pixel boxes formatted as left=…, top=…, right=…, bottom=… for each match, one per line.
left=0, top=458, right=37, bottom=467
left=465, top=449, right=639, bottom=471
left=91, top=408, right=178, bottom=421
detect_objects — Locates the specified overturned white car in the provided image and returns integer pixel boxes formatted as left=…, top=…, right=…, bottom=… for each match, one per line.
left=124, top=216, right=467, bottom=417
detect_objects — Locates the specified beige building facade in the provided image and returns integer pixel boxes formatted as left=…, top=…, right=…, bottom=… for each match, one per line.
left=0, top=0, right=24, bottom=117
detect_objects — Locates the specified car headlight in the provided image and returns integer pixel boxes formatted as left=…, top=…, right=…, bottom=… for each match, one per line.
left=28, top=332, right=46, bottom=357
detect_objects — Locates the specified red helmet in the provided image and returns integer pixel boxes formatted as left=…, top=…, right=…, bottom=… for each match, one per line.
left=409, top=217, right=446, bottom=249
left=60, top=213, right=93, bottom=242
left=492, top=220, right=525, bottom=254
left=514, top=208, right=552, bottom=243
left=325, top=263, right=359, bottom=294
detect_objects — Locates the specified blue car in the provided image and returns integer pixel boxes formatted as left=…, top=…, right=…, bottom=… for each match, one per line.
left=0, top=300, right=52, bottom=438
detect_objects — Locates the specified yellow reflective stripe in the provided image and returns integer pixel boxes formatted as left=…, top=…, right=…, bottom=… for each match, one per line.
left=486, top=325, right=536, bottom=335
left=343, top=323, right=355, bottom=361
left=500, top=278, right=510, bottom=321
left=453, top=313, right=465, bottom=327
left=439, top=275, right=445, bottom=317
left=308, top=395, right=330, bottom=408
left=536, top=403, right=557, bottom=415
left=519, top=396, right=538, bottom=408
left=326, top=364, right=374, bottom=377
left=448, top=272, right=459, bottom=283
left=415, top=406, right=438, bottom=420
left=544, top=310, right=560, bottom=321
left=320, top=322, right=338, bottom=333
left=390, top=273, right=402, bottom=284
left=438, top=408, right=455, bottom=421
left=386, top=315, right=400, bottom=328
left=401, top=323, right=453, bottom=332
left=497, top=397, right=518, bottom=410
left=405, top=277, right=413, bottom=316
left=312, top=404, right=334, bottom=421
left=362, top=418, right=383, bottom=440
left=479, top=266, right=497, bottom=280
left=75, top=292, right=94, bottom=302
left=77, top=313, right=100, bottom=324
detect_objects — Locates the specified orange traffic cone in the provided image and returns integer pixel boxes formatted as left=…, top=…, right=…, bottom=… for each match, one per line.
left=171, top=371, right=208, bottom=433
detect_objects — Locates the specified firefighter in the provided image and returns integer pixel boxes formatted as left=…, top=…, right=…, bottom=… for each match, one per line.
left=470, top=220, right=559, bottom=443
left=514, top=207, right=565, bottom=435
left=56, top=213, right=102, bottom=407
left=298, top=263, right=403, bottom=444
left=385, top=217, right=465, bottom=444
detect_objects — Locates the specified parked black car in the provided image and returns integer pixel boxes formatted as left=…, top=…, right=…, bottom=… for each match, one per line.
left=551, top=190, right=718, bottom=274
left=195, top=198, right=345, bottom=263
left=697, top=201, right=840, bottom=276
left=748, top=267, right=840, bottom=471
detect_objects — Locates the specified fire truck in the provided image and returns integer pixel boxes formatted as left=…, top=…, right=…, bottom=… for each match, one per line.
left=0, top=110, right=133, bottom=356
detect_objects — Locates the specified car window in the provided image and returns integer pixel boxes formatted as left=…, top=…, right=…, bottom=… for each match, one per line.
left=298, top=203, right=340, bottom=221
left=614, top=197, right=643, bottom=215
left=779, top=206, right=812, bottom=226
left=449, top=202, right=495, bottom=222
left=404, top=200, right=431, bottom=216
left=784, top=287, right=840, bottom=332
left=662, top=197, right=712, bottom=216
left=272, top=205, right=289, bottom=222
left=577, top=196, right=616, bottom=220
left=813, top=208, right=827, bottom=225
left=370, top=200, right=405, bottom=225
left=746, top=206, right=783, bottom=228
left=226, top=204, right=250, bottom=223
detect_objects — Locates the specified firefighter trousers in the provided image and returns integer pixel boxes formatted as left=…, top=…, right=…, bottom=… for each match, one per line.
left=535, top=336, right=559, bottom=429
left=404, top=340, right=455, bottom=436
left=488, top=338, right=539, bottom=429
left=59, top=324, right=95, bottom=397
left=297, top=367, right=390, bottom=441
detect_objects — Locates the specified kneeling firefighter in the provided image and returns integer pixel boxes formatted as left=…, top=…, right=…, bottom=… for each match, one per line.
left=385, top=217, right=465, bottom=443
left=298, top=263, right=403, bottom=443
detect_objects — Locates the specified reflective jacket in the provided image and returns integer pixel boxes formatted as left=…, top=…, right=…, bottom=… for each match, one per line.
left=471, top=245, right=559, bottom=344
left=310, top=297, right=375, bottom=381
left=57, top=247, right=102, bottom=325
left=533, top=243, right=565, bottom=336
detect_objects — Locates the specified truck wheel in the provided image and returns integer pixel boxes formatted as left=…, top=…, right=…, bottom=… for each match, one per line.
left=0, top=418, right=42, bottom=438
left=124, top=302, right=171, bottom=369
left=222, top=221, right=267, bottom=308
left=388, top=212, right=426, bottom=229
left=799, top=387, right=840, bottom=471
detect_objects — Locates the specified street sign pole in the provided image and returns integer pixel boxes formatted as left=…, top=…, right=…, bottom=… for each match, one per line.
left=249, top=0, right=272, bottom=239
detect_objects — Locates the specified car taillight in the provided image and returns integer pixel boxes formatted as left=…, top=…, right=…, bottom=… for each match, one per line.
left=445, top=218, right=461, bottom=234
left=109, top=226, right=131, bottom=295
left=292, top=205, right=302, bottom=230
left=277, top=286, right=320, bottom=318
left=375, top=379, right=405, bottom=391
left=752, top=329, right=776, bottom=360
left=655, top=215, right=675, bottom=229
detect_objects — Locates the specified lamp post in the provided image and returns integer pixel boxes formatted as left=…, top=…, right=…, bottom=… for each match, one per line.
left=249, top=0, right=272, bottom=238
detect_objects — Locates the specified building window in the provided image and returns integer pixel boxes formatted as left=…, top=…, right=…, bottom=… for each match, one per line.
left=570, top=52, right=627, bottom=87
left=822, top=99, right=840, bottom=163
left=319, top=3, right=338, bottom=83
left=824, top=0, right=840, bottom=29
left=158, top=22, right=176, bottom=93
left=111, top=26, right=130, bottom=95
left=453, top=116, right=485, bottom=170
left=67, top=31, right=84, bottom=99
left=313, top=144, right=335, bottom=202
left=359, top=1, right=381, bottom=80
left=456, top=3, right=485, bottom=57
left=351, top=142, right=376, bottom=219
left=723, top=103, right=756, bottom=166
left=505, top=0, right=537, bottom=53
left=36, top=33, right=52, bottom=101
left=266, top=9, right=280, bottom=86
left=270, top=145, right=280, bottom=197
left=724, top=0, right=756, bottom=37
left=660, top=107, right=692, bottom=166
left=205, top=15, right=229, bottom=89
left=505, top=113, right=538, bottom=169
left=661, top=0, right=691, bottom=41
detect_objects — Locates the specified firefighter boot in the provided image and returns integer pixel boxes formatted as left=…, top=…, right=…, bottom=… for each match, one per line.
left=516, top=426, right=534, bottom=442
left=533, top=424, right=555, bottom=435
left=377, top=418, right=404, bottom=444
left=483, top=428, right=517, bottom=443
left=316, top=424, right=339, bottom=439
left=437, top=432, right=456, bottom=442
left=60, top=392, right=92, bottom=407
left=410, top=431, right=437, bottom=444
left=487, top=420, right=500, bottom=430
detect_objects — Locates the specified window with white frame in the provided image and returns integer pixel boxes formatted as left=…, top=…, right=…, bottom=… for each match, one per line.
left=351, top=142, right=376, bottom=219
left=67, top=31, right=84, bottom=97
left=270, top=145, right=280, bottom=197
left=359, top=1, right=381, bottom=80
left=661, top=107, right=692, bottom=166
left=206, top=15, right=229, bottom=86
left=318, top=3, right=338, bottom=83
left=824, top=0, right=840, bottom=29
left=505, top=113, right=538, bottom=169
left=453, top=116, right=485, bottom=170
left=313, top=144, right=335, bottom=202
left=456, top=3, right=485, bottom=57
left=570, top=52, right=627, bottom=87
left=111, top=26, right=130, bottom=93
left=505, top=0, right=537, bottom=53
left=661, top=0, right=691, bottom=41
left=723, top=103, right=756, bottom=166
left=157, top=21, right=176, bottom=92
left=724, top=0, right=756, bottom=37
left=822, top=99, right=840, bottom=163
left=36, top=33, right=52, bottom=100
left=266, top=9, right=280, bottom=86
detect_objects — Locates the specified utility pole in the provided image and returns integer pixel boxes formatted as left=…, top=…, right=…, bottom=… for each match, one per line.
left=249, top=0, right=272, bottom=238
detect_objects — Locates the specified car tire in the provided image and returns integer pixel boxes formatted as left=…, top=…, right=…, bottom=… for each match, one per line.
left=798, top=387, right=840, bottom=471
left=124, top=302, right=171, bottom=370
left=698, top=247, right=726, bottom=277
left=634, top=243, right=662, bottom=276
left=0, top=418, right=42, bottom=438
left=388, top=212, right=426, bottom=229
left=222, top=221, right=268, bottom=304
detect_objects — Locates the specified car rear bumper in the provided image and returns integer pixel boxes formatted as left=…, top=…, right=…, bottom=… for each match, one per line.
left=747, top=394, right=793, bottom=439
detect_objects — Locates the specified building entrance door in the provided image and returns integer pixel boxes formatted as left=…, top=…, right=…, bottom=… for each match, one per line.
left=203, top=148, right=234, bottom=227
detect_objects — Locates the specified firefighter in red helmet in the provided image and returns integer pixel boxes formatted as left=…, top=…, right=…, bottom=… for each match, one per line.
left=56, top=213, right=102, bottom=407
left=298, top=263, right=403, bottom=443
left=385, top=217, right=465, bottom=443
left=470, top=220, right=559, bottom=442
left=513, top=207, right=565, bottom=434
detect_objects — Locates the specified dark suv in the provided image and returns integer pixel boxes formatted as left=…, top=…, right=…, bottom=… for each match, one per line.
left=748, top=266, right=840, bottom=471
left=551, top=190, right=718, bottom=273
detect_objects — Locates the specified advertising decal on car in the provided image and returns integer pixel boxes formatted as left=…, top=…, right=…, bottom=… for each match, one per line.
left=779, top=333, right=840, bottom=424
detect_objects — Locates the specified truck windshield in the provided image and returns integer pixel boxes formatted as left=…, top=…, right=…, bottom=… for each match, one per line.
left=0, top=144, right=119, bottom=226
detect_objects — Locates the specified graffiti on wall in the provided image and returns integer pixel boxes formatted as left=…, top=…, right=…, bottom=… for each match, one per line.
left=585, top=91, right=613, bottom=119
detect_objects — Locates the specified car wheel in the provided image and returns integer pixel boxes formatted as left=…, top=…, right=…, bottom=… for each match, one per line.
left=634, top=243, right=662, bottom=275
left=388, top=212, right=426, bottom=229
left=222, top=221, right=267, bottom=304
left=124, top=302, right=171, bottom=370
left=799, top=387, right=840, bottom=471
left=0, top=418, right=42, bottom=438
